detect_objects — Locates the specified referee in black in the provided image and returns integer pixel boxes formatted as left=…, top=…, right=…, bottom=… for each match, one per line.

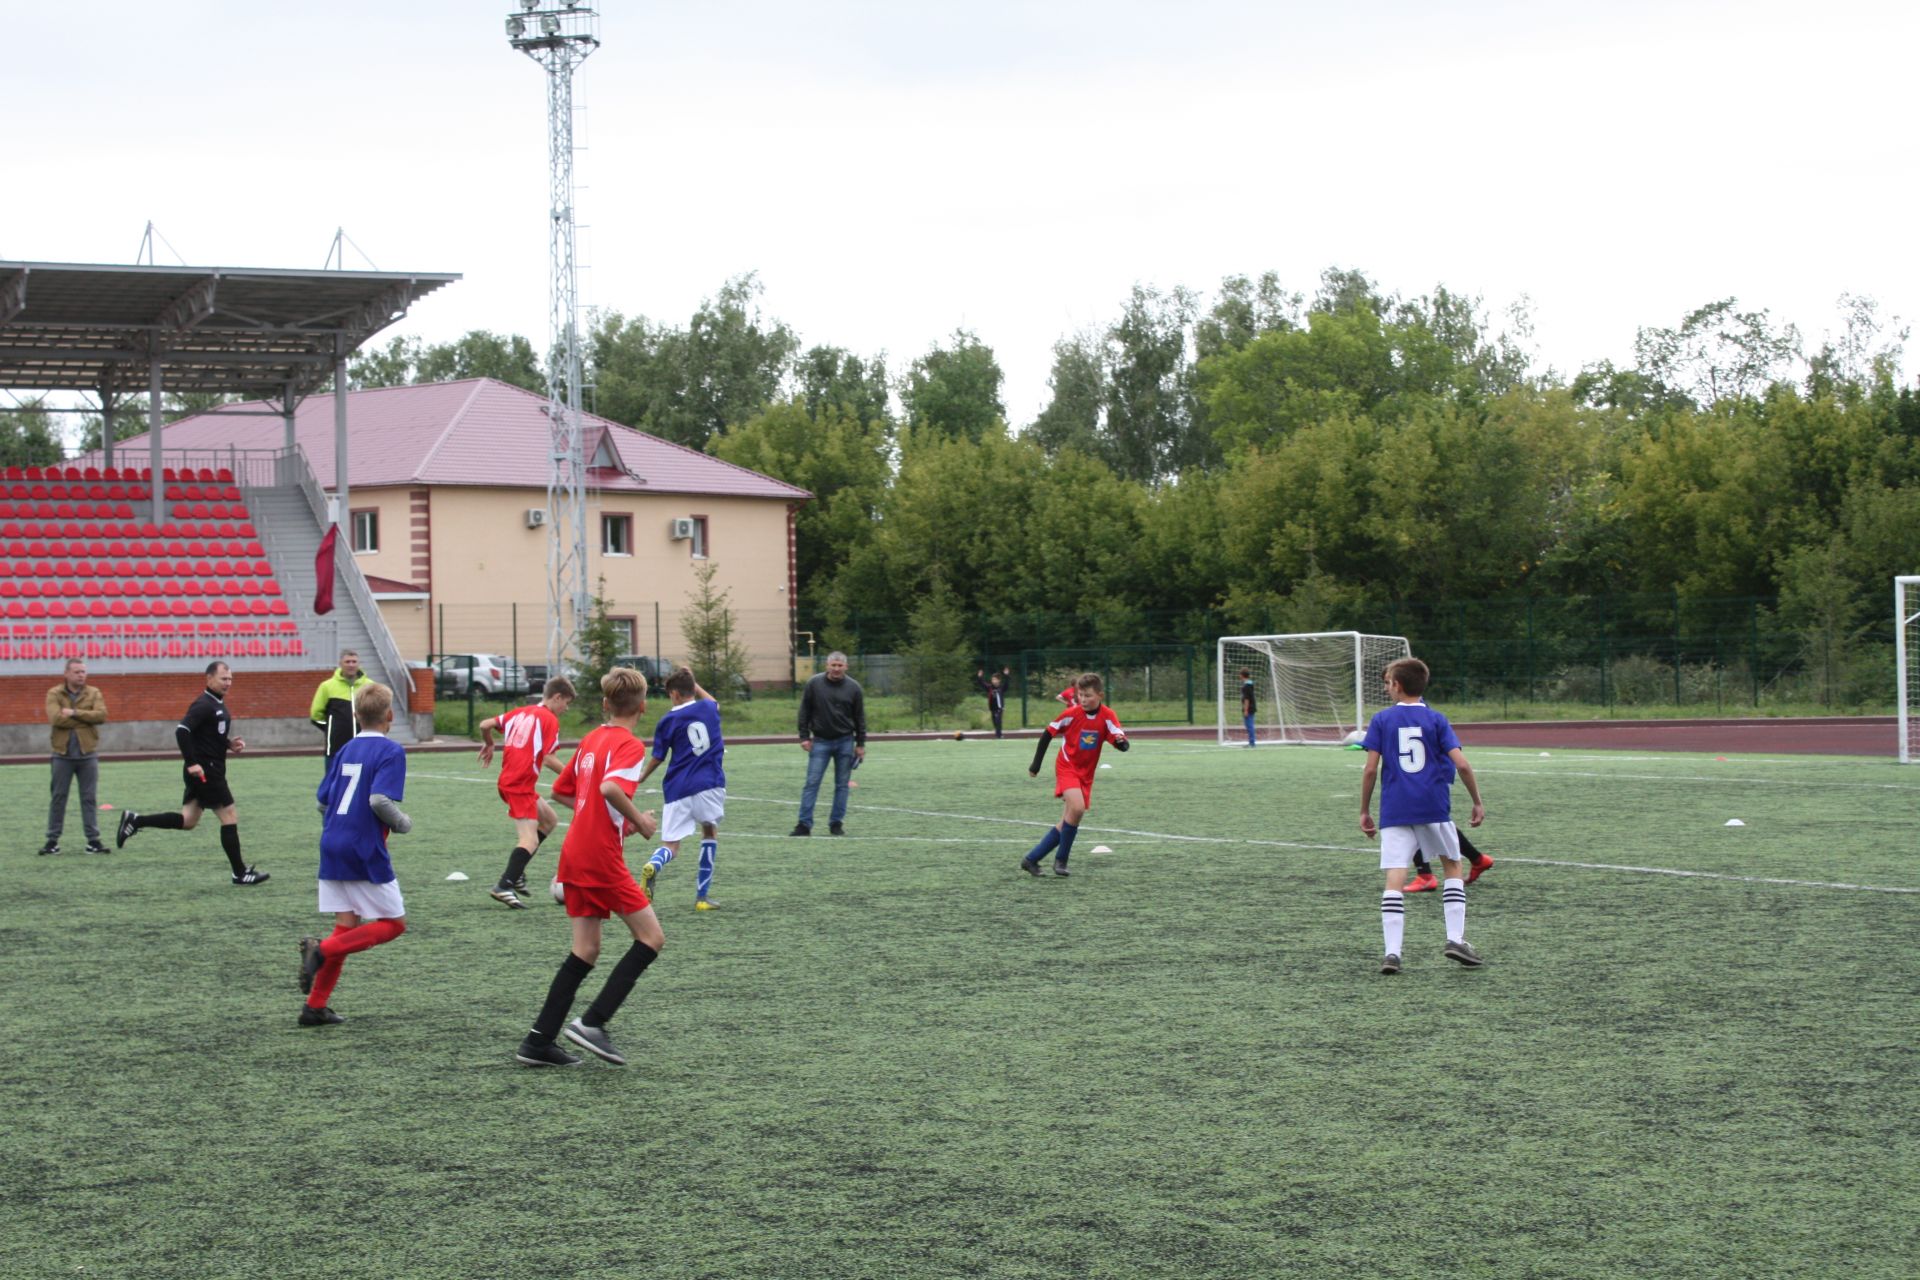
left=116, top=661, right=269, bottom=885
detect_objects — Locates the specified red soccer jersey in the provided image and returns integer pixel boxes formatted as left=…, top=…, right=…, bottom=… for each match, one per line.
left=1046, top=702, right=1127, bottom=783
left=552, top=725, right=647, bottom=888
left=495, top=704, right=560, bottom=792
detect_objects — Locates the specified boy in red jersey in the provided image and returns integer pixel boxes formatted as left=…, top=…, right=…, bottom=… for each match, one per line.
left=1021, top=673, right=1128, bottom=878
left=478, top=676, right=576, bottom=909
left=515, top=668, right=661, bottom=1068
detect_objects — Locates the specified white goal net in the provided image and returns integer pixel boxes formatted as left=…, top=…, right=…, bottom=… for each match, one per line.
left=1218, top=632, right=1412, bottom=746
left=1900, top=577, right=1920, bottom=764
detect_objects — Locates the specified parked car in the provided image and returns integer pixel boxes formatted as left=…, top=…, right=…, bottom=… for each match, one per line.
left=613, top=654, right=678, bottom=685
left=434, top=653, right=529, bottom=696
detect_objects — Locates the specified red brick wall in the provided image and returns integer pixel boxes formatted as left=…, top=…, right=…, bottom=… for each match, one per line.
left=0, top=668, right=432, bottom=725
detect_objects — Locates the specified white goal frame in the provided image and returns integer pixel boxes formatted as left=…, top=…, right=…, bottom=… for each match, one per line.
left=1899, top=577, right=1920, bottom=764
left=1217, top=631, right=1412, bottom=746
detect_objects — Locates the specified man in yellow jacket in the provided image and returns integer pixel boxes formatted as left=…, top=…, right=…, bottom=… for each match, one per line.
left=44, top=658, right=108, bottom=855
left=310, top=651, right=370, bottom=762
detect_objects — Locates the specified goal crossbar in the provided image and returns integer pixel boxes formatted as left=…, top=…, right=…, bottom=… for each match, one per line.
left=1217, top=631, right=1411, bottom=746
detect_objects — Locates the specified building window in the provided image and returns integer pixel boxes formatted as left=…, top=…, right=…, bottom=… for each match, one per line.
left=351, top=508, right=379, bottom=554
left=690, top=515, right=708, bottom=559
left=602, top=513, right=632, bottom=556
left=609, top=616, right=636, bottom=652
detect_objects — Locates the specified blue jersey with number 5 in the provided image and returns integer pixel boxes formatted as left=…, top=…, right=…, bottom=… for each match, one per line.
left=316, top=733, right=407, bottom=883
left=653, top=699, right=725, bottom=802
left=1362, top=701, right=1459, bottom=827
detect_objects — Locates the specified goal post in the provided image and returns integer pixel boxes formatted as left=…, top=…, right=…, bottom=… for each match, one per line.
left=1217, top=632, right=1412, bottom=746
left=1899, top=577, right=1920, bottom=764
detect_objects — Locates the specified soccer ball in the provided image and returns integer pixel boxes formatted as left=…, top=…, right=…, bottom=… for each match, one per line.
left=954, top=730, right=965, bottom=741
left=550, top=878, right=566, bottom=905
left=1342, top=729, right=1366, bottom=746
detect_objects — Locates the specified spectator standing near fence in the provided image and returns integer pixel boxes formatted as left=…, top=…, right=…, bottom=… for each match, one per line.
left=42, top=658, right=109, bottom=856
left=791, top=651, right=866, bottom=837
left=310, top=650, right=370, bottom=763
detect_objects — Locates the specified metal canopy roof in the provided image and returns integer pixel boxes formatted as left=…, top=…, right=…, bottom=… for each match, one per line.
left=0, top=260, right=460, bottom=399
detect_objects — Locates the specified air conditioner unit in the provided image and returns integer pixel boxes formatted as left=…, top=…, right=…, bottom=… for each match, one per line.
left=525, top=508, right=548, bottom=528
left=669, top=517, right=696, bottom=540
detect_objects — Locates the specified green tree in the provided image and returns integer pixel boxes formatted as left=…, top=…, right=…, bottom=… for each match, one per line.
left=348, top=330, right=544, bottom=392
left=902, top=329, right=1005, bottom=441
left=681, top=560, right=753, bottom=698
left=796, top=345, right=892, bottom=428
left=1101, top=284, right=1204, bottom=482
left=1194, top=271, right=1302, bottom=361
left=1029, top=332, right=1105, bottom=457
left=575, top=581, right=624, bottom=717
left=0, top=399, right=63, bottom=467
left=1634, top=298, right=1801, bottom=407
left=902, top=573, right=974, bottom=725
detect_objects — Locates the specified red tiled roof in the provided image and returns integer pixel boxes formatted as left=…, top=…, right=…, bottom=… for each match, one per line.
left=119, top=378, right=811, bottom=501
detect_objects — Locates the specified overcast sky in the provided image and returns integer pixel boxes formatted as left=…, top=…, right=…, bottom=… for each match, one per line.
left=5, top=0, right=1916, bottom=427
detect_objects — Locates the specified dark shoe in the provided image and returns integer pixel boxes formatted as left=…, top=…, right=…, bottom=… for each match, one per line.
left=489, top=884, right=528, bottom=910
left=1443, top=940, right=1485, bottom=967
left=789, top=824, right=811, bottom=837
left=1052, top=862, right=1070, bottom=877
left=298, top=936, right=325, bottom=994
left=829, top=822, right=845, bottom=836
left=511, top=874, right=532, bottom=896
left=116, top=811, right=138, bottom=849
left=84, top=841, right=110, bottom=855
left=563, top=1018, right=626, bottom=1066
left=515, top=1035, right=583, bottom=1067
left=1380, top=954, right=1402, bottom=975
left=37, top=841, right=59, bottom=856
left=1020, top=858, right=1042, bottom=877
left=232, top=866, right=270, bottom=886
left=298, top=1005, right=344, bottom=1027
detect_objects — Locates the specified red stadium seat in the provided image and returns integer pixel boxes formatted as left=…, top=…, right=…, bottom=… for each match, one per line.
left=269, top=599, right=290, bottom=616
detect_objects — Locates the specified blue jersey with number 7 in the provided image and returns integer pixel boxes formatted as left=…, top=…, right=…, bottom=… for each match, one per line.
left=1361, top=702, right=1460, bottom=827
left=316, top=733, right=407, bottom=883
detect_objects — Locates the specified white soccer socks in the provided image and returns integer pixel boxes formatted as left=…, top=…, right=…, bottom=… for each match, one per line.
left=1381, top=890, right=1405, bottom=956
left=1442, top=878, right=1466, bottom=944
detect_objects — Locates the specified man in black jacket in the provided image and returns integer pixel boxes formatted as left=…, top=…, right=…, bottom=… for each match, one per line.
left=791, top=651, right=866, bottom=836
left=974, top=667, right=1007, bottom=738
left=115, top=661, right=269, bottom=885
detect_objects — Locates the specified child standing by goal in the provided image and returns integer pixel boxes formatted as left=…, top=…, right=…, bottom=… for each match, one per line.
left=636, top=668, right=726, bottom=911
left=297, top=682, right=411, bottom=1027
left=478, top=676, right=576, bottom=909
left=1358, top=657, right=1486, bottom=973
left=1021, top=672, right=1128, bottom=878
left=515, top=668, right=662, bottom=1068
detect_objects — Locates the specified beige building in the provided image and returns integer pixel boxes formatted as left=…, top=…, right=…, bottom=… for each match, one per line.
left=157, top=379, right=809, bottom=679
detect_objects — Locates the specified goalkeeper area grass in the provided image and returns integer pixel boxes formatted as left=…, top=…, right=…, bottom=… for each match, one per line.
left=4, top=738, right=1916, bottom=1279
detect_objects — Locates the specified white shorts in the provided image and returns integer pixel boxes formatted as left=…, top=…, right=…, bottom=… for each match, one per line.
left=317, top=878, right=406, bottom=919
left=660, top=787, right=726, bottom=843
left=1379, top=823, right=1461, bottom=870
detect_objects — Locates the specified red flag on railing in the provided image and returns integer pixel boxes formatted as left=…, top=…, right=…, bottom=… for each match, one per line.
left=314, top=523, right=338, bottom=615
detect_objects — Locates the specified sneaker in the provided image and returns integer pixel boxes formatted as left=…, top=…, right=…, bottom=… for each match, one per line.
left=36, top=841, right=59, bottom=856
left=639, top=861, right=659, bottom=899
left=1020, top=858, right=1042, bottom=877
left=232, top=866, right=270, bottom=886
left=511, top=874, right=531, bottom=896
left=789, top=823, right=811, bottom=837
left=1052, top=862, right=1070, bottom=877
left=694, top=898, right=717, bottom=911
left=298, top=936, right=325, bottom=994
left=1467, top=856, right=1494, bottom=884
left=1404, top=872, right=1439, bottom=893
left=489, top=884, right=528, bottom=910
left=1380, top=954, right=1402, bottom=975
left=515, top=1035, right=583, bottom=1067
left=84, top=841, right=110, bottom=855
left=298, top=1005, right=344, bottom=1027
left=563, top=1017, right=626, bottom=1066
left=829, top=822, right=845, bottom=836
left=1443, top=940, right=1485, bottom=967
left=116, top=811, right=139, bottom=849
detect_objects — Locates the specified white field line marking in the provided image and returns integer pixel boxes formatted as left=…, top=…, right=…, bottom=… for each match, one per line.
left=410, top=775, right=1919, bottom=895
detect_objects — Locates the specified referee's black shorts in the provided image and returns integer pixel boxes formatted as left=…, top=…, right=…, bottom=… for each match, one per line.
left=182, top=765, right=235, bottom=811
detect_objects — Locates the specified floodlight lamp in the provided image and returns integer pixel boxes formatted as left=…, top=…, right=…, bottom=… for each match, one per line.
left=540, top=14, right=560, bottom=35
left=506, top=15, right=525, bottom=37
left=519, top=0, right=538, bottom=11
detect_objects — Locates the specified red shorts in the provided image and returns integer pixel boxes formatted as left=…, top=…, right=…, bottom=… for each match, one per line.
left=562, top=875, right=650, bottom=919
left=1055, top=768, right=1095, bottom=802
left=498, top=782, right=541, bottom=821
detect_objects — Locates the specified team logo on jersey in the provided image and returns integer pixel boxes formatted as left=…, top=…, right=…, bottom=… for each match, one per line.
left=1079, top=730, right=1100, bottom=750
left=578, top=751, right=595, bottom=775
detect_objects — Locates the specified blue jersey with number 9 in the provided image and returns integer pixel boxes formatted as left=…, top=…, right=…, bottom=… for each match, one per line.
left=1361, top=702, right=1459, bottom=827
left=652, top=699, right=726, bottom=802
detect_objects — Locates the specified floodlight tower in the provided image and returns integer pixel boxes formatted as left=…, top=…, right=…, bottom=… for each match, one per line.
left=506, top=1, right=599, bottom=674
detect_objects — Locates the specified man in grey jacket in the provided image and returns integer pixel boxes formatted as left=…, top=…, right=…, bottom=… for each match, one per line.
left=43, top=658, right=109, bottom=855
left=791, top=651, right=866, bottom=836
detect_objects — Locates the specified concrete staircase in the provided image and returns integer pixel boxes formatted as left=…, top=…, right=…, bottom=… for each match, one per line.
left=246, top=486, right=417, bottom=743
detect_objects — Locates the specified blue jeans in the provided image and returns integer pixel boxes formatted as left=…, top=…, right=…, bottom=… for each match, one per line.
left=1243, top=714, right=1257, bottom=746
left=798, top=737, right=856, bottom=828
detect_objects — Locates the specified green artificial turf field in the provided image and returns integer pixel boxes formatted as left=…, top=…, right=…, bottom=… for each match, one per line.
left=4, top=735, right=1916, bottom=1279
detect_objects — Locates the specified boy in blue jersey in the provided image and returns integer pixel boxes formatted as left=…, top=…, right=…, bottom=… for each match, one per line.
left=1358, top=657, right=1486, bottom=973
left=635, top=668, right=725, bottom=911
left=298, top=683, right=412, bottom=1026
